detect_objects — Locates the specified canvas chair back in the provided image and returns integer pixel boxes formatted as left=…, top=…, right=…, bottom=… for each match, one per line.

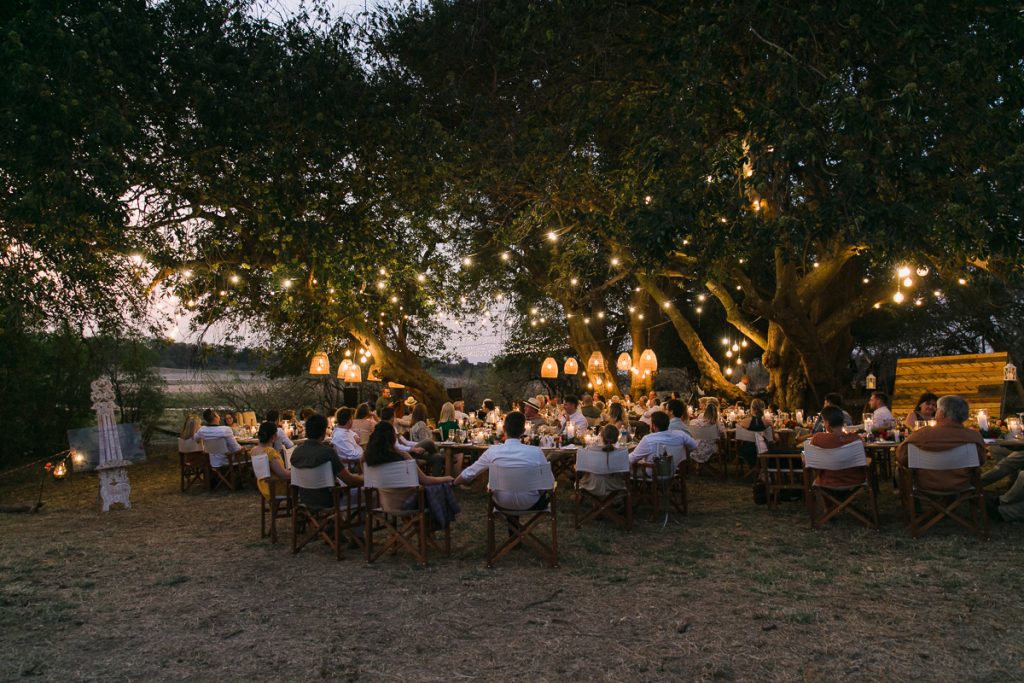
left=803, top=440, right=867, bottom=470
left=202, top=437, right=230, bottom=456
left=735, top=426, right=773, bottom=443
left=656, top=443, right=687, bottom=471
left=907, top=444, right=978, bottom=470
left=364, top=460, right=419, bottom=489
left=489, top=463, right=555, bottom=492
left=178, top=437, right=203, bottom=453
left=689, top=424, right=721, bottom=442
left=283, top=446, right=295, bottom=468
left=291, top=462, right=336, bottom=490
left=251, top=453, right=271, bottom=480
left=576, top=448, right=630, bottom=475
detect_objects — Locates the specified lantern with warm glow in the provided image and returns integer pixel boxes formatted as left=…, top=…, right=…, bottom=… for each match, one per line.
left=541, top=357, right=559, bottom=379
left=1005, top=361, right=1018, bottom=382
left=639, top=348, right=658, bottom=373
left=343, top=364, right=362, bottom=383
left=865, top=372, right=877, bottom=390
left=564, top=357, right=579, bottom=375
left=337, top=358, right=353, bottom=378
left=309, top=352, right=330, bottom=375
left=616, top=352, right=632, bottom=373
left=587, top=351, right=606, bottom=375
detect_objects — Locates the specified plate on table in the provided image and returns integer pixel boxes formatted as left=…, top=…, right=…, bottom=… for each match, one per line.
left=871, top=441, right=896, bottom=446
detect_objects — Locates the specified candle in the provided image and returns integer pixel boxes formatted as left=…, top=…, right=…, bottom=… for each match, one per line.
left=978, top=410, right=989, bottom=432
left=796, top=410, right=804, bottom=425
left=566, top=422, right=575, bottom=439
left=1007, top=417, right=1021, bottom=438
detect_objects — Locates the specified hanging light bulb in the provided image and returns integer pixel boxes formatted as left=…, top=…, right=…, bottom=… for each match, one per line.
left=725, top=366, right=733, bottom=376
left=902, top=277, right=913, bottom=288
left=726, top=349, right=733, bottom=358
left=732, top=343, right=739, bottom=352
left=741, top=340, right=748, bottom=348
left=309, top=352, right=330, bottom=376
left=897, top=266, right=912, bottom=279
left=893, top=290, right=905, bottom=304
left=736, top=357, right=743, bottom=365
left=541, top=357, right=558, bottom=379
left=916, top=266, right=930, bottom=277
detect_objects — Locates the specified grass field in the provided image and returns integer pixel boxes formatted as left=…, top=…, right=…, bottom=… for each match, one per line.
left=1, top=446, right=1021, bottom=682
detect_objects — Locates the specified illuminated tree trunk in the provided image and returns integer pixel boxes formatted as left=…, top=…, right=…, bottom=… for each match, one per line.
left=560, top=301, right=622, bottom=397
left=629, top=287, right=657, bottom=396
left=350, top=325, right=448, bottom=415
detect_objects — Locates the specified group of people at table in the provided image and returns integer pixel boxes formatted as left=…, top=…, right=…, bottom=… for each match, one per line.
left=178, top=385, right=1024, bottom=527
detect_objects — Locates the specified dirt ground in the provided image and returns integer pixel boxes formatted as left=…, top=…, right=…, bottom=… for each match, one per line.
left=1, top=448, right=1022, bottom=682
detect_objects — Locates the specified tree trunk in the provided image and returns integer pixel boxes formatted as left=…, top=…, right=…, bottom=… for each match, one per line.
left=638, top=275, right=746, bottom=402
left=564, top=312, right=622, bottom=397
left=629, top=287, right=656, bottom=396
left=350, top=326, right=448, bottom=416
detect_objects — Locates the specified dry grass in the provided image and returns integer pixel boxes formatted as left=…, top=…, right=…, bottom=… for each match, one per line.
left=1, top=448, right=1022, bottom=682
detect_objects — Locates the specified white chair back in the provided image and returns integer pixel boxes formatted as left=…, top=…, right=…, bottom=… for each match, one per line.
left=803, top=440, right=867, bottom=470
left=907, top=444, right=979, bottom=470
left=575, top=448, right=630, bottom=475
left=290, top=462, right=336, bottom=489
left=178, top=437, right=203, bottom=453
left=489, top=463, right=555, bottom=492
left=363, top=460, right=419, bottom=489
left=689, top=424, right=721, bottom=442
left=735, top=426, right=773, bottom=443
left=251, top=453, right=271, bottom=480
left=283, top=446, right=295, bottom=468
left=202, top=437, right=230, bottom=456
left=659, top=443, right=687, bottom=470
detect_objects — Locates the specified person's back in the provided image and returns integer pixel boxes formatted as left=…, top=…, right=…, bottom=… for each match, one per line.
left=455, top=412, right=549, bottom=509
left=896, top=396, right=985, bottom=491
left=808, top=407, right=864, bottom=487
left=291, top=414, right=350, bottom=508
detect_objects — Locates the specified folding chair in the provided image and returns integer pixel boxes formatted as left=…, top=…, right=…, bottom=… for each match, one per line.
left=201, top=437, right=238, bottom=491
left=688, top=424, right=726, bottom=479
left=487, top=463, right=558, bottom=568
left=252, top=453, right=292, bottom=543
left=573, top=448, right=632, bottom=529
left=758, top=451, right=804, bottom=508
left=899, top=444, right=989, bottom=540
left=631, top=444, right=687, bottom=526
left=291, top=463, right=362, bottom=560
left=364, top=460, right=450, bottom=567
left=734, top=426, right=773, bottom=480
left=178, top=438, right=209, bottom=492
left=802, top=440, right=878, bottom=529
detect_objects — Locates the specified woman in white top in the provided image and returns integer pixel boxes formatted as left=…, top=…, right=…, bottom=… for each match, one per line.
left=178, top=414, right=203, bottom=453
left=688, top=401, right=725, bottom=463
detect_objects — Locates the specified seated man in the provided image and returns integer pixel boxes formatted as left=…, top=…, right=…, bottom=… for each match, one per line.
left=453, top=411, right=550, bottom=510
left=195, top=409, right=243, bottom=482
left=290, top=413, right=363, bottom=509
left=869, top=391, right=895, bottom=429
left=330, top=407, right=363, bottom=465
left=523, top=397, right=550, bottom=429
left=629, top=411, right=698, bottom=466
left=380, top=406, right=443, bottom=475
left=808, top=406, right=864, bottom=488
left=810, top=393, right=853, bottom=434
left=895, top=394, right=986, bottom=492
left=265, top=409, right=295, bottom=453
left=580, top=395, right=602, bottom=422
left=666, top=399, right=689, bottom=432
left=559, top=395, right=590, bottom=436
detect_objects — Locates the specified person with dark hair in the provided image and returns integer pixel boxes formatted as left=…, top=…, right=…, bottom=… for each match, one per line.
left=290, top=413, right=362, bottom=508
left=380, top=407, right=443, bottom=475
left=299, top=406, right=316, bottom=422
left=607, top=400, right=630, bottom=432
left=628, top=411, right=697, bottom=464
left=409, top=403, right=433, bottom=443
left=666, top=399, right=688, bottom=432
left=560, top=395, right=589, bottom=435
left=905, top=392, right=939, bottom=429
left=251, top=420, right=290, bottom=499
left=265, top=409, right=294, bottom=452
left=195, top=409, right=244, bottom=475
left=375, top=387, right=392, bottom=414
left=578, top=425, right=628, bottom=497
left=330, top=407, right=362, bottom=463
left=736, top=398, right=774, bottom=469
left=811, top=393, right=853, bottom=434
left=896, top=395, right=985, bottom=493
left=580, top=395, right=602, bottom=422
left=807, top=406, right=864, bottom=488
left=689, top=401, right=725, bottom=464
left=869, top=392, right=894, bottom=428
left=454, top=411, right=551, bottom=509
left=363, top=421, right=453, bottom=511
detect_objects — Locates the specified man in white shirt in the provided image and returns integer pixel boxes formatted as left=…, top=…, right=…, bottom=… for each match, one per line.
left=454, top=411, right=552, bottom=510
left=195, top=409, right=243, bottom=468
left=630, top=412, right=698, bottom=464
left=453, top=400, right=469, bottom=423
left=330, top=407, right=363, bottom=463
left=559, top=395, right=590, bottom=436
left=666, top=399, right=690, bottom=433
left=735, top=375, right=751, bottom=393
left=869, top=392, right=895, bottom=428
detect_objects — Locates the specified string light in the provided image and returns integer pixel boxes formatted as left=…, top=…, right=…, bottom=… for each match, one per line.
left=610, top=257, right=621, bottom=266
left=570, top=277, right=578, bottom=286
left=546, top=231, right=558, bottom=242
left=376, top=281, right=385, bottom=289
left=282, top=279, right=292, bottom=289
left=697, top=294, right=706, bottom=302
left=416, top=273, right=426, bottom=282
left=897, top=266, right=911, bottom=278
left=958, top=278, right=967, bottom=285
left=501, top=252, right=510, bottom=261
left=862, top=278, right=870, bottom=284
left=462, top=257, right=472, bottom=267
left=902, top=277, right=913, bottom=287
left=644, top=195, right=653, bottom=205
left=583, top=317, right=591, bottom=324
left=596, top=311, right=605, bottom=319
left=379, top=267, right=387, bottom=275
left=893, top=291, right=905, bottom=304
left=695, top=306, right=703, bottom=314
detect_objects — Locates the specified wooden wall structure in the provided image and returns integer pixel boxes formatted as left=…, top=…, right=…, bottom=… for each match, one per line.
left=893, top=352, right=1024, bottom=419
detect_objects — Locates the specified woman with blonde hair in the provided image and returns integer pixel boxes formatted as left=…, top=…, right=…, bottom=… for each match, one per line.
left=178, top=414, right=203, bottom=453
left=437, top=402, right=459, bottom=440
left=689, top=401, right=725, bottom=464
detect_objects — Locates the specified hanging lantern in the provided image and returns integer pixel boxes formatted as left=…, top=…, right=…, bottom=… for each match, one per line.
left=1005, top=361, right=1018, bottom=382
left=541, top=357, right=559, bottom=379
left=563, top=357, right=579, bottom=375
left=337, top=358, right=353, bottom=378
left=639, top=348, right=658, bottom=373
left=865, top=372, right=877, bottom=390
left=343, top=364, right=362, bottom=383
left=309, top=352, right=330, bottom=375
left=367, top=364, right=382, bottom=382
left=587, top=351, right=606, bottom=375
left=616, top=352, right=632, bottom=373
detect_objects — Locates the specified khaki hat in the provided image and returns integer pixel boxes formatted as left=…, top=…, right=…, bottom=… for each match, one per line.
left=403, top=396, right=417, bottom=407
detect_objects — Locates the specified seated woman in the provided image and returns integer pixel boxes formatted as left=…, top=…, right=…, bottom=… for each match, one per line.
left=689, top=400, right=726, bottom=464
left=178, top=414, right=203, bottom=453
left=808, top=406, right=864, bottom=488
left=408, top=403, right=434, bottom=443
left=607, top=400, right=630, bottom=433
left=736, top=398, right=773, bottom=469
left=350, top=403, right=377, bottom=446
left=437, top=402, right=460, bottom=441
left=251, top=420, right=291, bottom=499
left=363, top=421, right=452, bottom=512
left=223, top=412, right=245, bottom=437
left=578, top=425, right=628, bottom=497
left=905, top=392, right=938, bottom=430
